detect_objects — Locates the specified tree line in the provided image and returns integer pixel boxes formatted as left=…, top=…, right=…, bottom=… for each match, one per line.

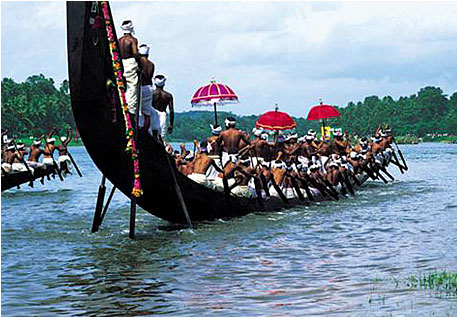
left=1, top=75, right=456, bottom=141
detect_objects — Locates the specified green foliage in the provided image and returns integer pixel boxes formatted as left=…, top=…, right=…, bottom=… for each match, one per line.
left=328, top=86, right=457, bottom=137
left=2, top=76, right=456, bottom=143
left=407, top=271, right=457, bottom=295
left=1, top=75, right=74, bottom=137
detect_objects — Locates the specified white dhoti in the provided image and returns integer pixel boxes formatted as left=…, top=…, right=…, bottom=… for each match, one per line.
left=138, top=85, right=153, bottom=135
left=43, top=157, right=54, bottom=166
left=298, top=155, right=310, bottom=166
left=250, top=157, right=264, bottom=169
left=122, top=57, right=139, bottom=114
left=231, top=185, right=255, bottom=198
left=27, top=161, right=44, bottom=169
left=151, top=108, right=167, bottom=138
left=208, top=155, right=223, bottom=170
left=2, top=162, right=12, bottom=173
left=211, top=177, right=236, bottom=192
left=12, top=162, right=30, bottom=173
left=221, top=152, right=238, bottom=167
left=188, top=173, right=217, bottom=190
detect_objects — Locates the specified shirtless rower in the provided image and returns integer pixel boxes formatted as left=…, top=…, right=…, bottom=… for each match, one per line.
left=227, top=158, right=260, bottom=198
left=249, top=128, right=273, bottom=166
left=217, top=117, right=251, bottom=166
left=151, top=75, right=174, bottom=141
left=207, top=124, right=222, bottom=156
left=11, top=143, right=29, bottom=172
left=1, top=144, right=15, bottom=173
left=57, top=129, right=72, bottom=176
left=138, top=44, right=155, bottom=136
left=27, top=137, right=45, bottom=169
left=331, top=131, right=348, bottom=156
left=187, top=141, right=222, bottom=189
left=283, top=134, right=301, bottom=161
left=119, top=20, right=140, bottom=115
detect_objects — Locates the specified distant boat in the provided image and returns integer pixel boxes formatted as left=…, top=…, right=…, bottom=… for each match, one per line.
left=1, top=165, right=58, bottom=191
left=66, top=2, right=375, bottom=224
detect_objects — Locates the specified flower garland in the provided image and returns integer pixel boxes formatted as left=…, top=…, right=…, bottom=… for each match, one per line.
left=101, top=1, right=142, bottom=197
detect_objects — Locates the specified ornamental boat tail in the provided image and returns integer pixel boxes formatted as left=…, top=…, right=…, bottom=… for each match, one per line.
left=66, top=2, right=389, bottom=228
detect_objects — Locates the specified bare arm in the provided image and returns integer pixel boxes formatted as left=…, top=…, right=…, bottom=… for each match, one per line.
left=169, top=96, right=174, bottom=127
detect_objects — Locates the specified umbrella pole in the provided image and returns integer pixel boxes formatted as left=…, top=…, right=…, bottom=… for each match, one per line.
left=213, top=102, right=218, bottom=126
left=322, top=119, right=326, bottom=140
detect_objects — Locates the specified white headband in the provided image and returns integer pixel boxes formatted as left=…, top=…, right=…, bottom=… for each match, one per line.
left=210, top=124, right=222, bottom=135
left=252, top=128, right=263, bottom=137
left=33, top=140, right=42, bottom=146
left=154, top=76, right=166, bottom=87
left=47, top=138, right=56, bottom=143
left=139, top=45, right=150, bottom=56
left=225, top=118, right=236, bottom=127
left=121, top=21, right=134, bottom=34
left=60, top=137, right=67, bottom=142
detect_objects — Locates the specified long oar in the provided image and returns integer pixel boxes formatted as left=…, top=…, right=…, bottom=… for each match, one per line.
left=343, top=172, right=355, bottom=195
left=391, top=152, right=406, bottom=173
left=392, top=138, right=408, bottom=170
left=55, top=129, right=83, bottom=177
left=259, top=173, right=271, bottom=198
left=269, top=175, right=288, bottom=203
left=288, top=173, right=305, bottom=201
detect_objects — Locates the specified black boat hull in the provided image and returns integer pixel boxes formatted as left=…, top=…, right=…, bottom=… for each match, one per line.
left=1, top=165, right=58, bottom=191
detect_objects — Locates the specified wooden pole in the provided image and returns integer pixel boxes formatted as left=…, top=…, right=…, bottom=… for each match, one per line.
left=100, top=185, right=116, bottom=224
left=165, top=152, right=192, bottom=228
left=92, top=176, right=106, bottom=233
left=129, top=195, right=137, bottom=239
left=213, top=102, right=218, bottom=126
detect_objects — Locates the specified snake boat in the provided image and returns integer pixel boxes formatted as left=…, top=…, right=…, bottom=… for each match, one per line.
left=67, top=1, right=378, bottom=225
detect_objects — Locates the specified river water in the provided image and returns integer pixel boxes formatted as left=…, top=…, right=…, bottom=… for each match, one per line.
left=1, top=142, right=456, bottom=316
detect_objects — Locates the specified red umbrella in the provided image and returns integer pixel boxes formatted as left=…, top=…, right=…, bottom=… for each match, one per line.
left=191, top=78, right=239, bottom=125
left=307, top=101, right=340, bottom=138
left=256, top=107, right=296, bottom=131
left=307, top=102, right=340, bottom=120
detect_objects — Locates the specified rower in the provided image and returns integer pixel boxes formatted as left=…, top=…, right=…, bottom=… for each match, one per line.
left=217, top=117, right=251, bottom=167
left=12, top=143, right=29, bottom=173
left=57, top=129, right=72, bottom=176
left=187, top=141, right=222, bottom=190
left=331, top=131, right=348, bottom=156
left=227, top=158, right=259, bottom=198
left=207, top=124, right=222, bottom=156
left=138, top=44, right=155, bottom=136
left=43, top=137, right=57, bottom=166
left=151, top=75, right=174, bottom=141
left=119, top=20, right=140, bottom=115
left=284, top=133, right=300, bottom=161
left=2, top=144, right=15, bottom=173
left=250, top=128, right=273, bottom=166
left=27, top=138, right=45, bottom=169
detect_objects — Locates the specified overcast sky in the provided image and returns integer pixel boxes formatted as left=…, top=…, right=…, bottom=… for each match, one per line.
left=1, top=1, right=456, bottom=117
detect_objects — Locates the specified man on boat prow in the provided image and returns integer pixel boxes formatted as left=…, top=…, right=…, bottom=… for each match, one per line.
left=137, top=44, right=155, bottom=136
left=119, top=20, right=139, bottom=115
left=151, top=74, right=174, bottom=141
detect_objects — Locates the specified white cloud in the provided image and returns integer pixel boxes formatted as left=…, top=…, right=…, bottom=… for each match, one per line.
left=1, top=1, right=456, bottom=117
